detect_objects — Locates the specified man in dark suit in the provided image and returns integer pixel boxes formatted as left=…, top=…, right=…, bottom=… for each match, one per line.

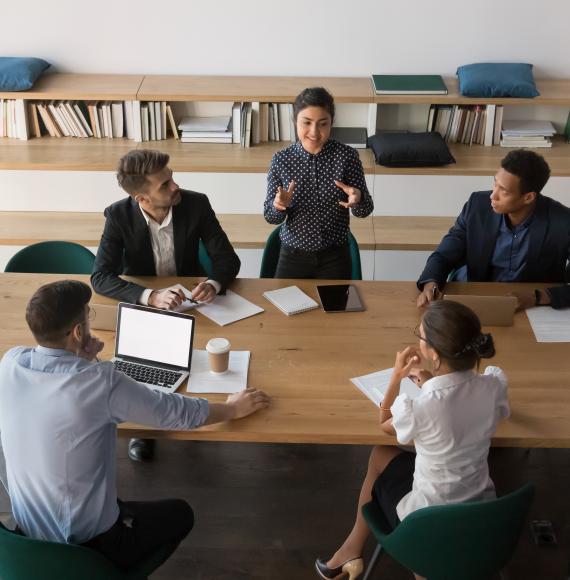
left=417, top=149, right=570, bottom=310
left=91, top=149, right=240, bottom=461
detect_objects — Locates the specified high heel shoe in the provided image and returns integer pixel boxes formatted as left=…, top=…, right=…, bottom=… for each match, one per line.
left=315, top=557, right=364, bottom=580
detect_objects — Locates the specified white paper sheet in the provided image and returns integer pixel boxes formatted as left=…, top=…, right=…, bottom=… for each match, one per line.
left=172, top=284, right=264, bottom=326
left=526, top=307, right=570, bottom=342
left=350, top=368, right=422, bottom=406
left=187, top=350, right=250, bottom=394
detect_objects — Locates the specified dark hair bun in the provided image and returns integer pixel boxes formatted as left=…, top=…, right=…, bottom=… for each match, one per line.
left=474, top=333, right=495, bottom=358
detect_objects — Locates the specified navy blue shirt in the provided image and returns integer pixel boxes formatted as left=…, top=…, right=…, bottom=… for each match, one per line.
left=263, top=139, right=373, bottom=252
left=455, top=213, right=532, bottom=282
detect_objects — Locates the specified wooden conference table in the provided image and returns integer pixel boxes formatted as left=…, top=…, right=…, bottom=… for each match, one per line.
left=0, top=273, right=568, bottom=448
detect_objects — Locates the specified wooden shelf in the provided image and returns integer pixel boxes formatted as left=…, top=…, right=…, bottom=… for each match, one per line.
left=373, top=216, right=453, bottom=250
left=138, top=75, right=373, bottom=103
left=0, top=137, right=375, bottom=173
left=150, top=140, right=376, bottom=174
left=374, top=78, right=570, bottom=105
left=0, top=212, right=375, bottom=252
left=374, top=137, right=570, bottom=176
left=0, top=137, right=135, bottom=171
left=0, top=74, right=144, bottom=101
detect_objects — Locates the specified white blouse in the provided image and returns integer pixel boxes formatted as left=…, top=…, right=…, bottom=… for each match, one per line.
left=391, top=366, right=509, bottom=521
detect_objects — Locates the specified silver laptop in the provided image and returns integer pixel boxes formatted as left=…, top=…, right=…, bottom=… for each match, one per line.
left=111, top=303, right=195, bottom=393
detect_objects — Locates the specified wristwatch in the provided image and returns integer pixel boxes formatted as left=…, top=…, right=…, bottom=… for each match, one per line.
left=534, top=289, right=542, bottom=306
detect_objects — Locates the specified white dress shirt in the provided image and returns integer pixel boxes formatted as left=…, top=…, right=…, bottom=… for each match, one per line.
left=138, top=206, right=221, bottom=305
left=391, top=366, right=509, bottom=521
left=0, top=346, right=209, bottom=544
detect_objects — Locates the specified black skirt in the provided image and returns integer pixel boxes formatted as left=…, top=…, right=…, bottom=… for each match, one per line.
left=372, top=451, right=415, bottom=531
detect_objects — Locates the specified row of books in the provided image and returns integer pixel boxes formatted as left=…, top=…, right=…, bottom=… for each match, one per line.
left=232, top=102, right=296, bottom=147
left=427, top=104, right=503, bottom=146
left=0, top=99, right=27, bottom=140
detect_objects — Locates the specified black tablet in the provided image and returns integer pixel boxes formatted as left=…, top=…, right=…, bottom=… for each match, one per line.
left=316, top=284, right=365, bottom=313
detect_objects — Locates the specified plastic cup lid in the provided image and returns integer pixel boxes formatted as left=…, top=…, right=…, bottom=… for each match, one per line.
left=206, top=337, right=231, bottom=354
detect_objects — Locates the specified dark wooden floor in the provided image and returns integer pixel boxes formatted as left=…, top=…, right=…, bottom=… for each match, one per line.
left=2, top=440, right=569, bottom=579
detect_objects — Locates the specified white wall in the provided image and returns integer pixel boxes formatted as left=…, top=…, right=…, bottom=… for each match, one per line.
left=2, top=0, right=570, bottom=78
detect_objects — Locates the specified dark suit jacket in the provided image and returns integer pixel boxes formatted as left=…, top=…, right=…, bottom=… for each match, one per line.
left=91, top=190, right=240, bottom=303
left=418, top=191, right=570, bottom=309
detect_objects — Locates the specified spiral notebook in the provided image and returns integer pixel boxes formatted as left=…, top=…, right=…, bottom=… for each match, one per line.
left=262, top=286, right=319, bottom=316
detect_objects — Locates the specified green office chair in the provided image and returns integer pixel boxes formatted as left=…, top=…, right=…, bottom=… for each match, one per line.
left=259, top=225, right=362, bottom=279
left=198, top=239, right=213, bottom=277
left=361, top=483, right=535, bottom=580
left=0, top=522, right=170, bottom=580
left=4, top=241, right=95, bottom=274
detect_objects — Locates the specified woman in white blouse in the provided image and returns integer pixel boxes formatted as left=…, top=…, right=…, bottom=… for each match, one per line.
left=315, top=300, right=509, bottom=580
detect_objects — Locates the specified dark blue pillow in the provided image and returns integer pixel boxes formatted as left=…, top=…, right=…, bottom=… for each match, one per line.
left=457, top=63, right=539, bottom=98
left=0, top=57, right=50, bottom=91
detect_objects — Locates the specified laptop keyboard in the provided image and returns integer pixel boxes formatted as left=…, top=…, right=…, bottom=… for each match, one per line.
left=113, top=360, right=183, bottom=389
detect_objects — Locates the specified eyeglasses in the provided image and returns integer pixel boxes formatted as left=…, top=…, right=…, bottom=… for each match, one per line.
left=413, top=325, right=427, bottom=343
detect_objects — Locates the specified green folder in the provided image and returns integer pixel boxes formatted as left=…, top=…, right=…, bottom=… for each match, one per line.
left=371, top=75, right=448, bottom=95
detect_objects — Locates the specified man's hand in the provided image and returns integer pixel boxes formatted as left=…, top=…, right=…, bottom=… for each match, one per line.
left=335, top=180, right=362, bottom=208
left=148, top=287, right=185, bottom=310
left=417, top=282, right=439, bottom=308
left=509, top=289, right=550, bottom=311
left=191, top=281, right=216, bottom=304
left=226, top=388, right=270, bottom=420
left=273, top=180, right=296, bottom=211
left=78, top=336, right=104, bottom=361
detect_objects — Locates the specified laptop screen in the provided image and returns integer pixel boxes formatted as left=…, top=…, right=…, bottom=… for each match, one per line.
left=116, top=304, right=195, bottom=369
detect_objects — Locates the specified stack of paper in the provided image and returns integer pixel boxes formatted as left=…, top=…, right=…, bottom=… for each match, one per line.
left=501, top=120, right=556, bottom=148
left=186, top=350, right=250, bottom=394
left=172, top=285, right=264, bottom=326
left=178, top=116, right=232, bottom=143
left=351, top=368, right=422, bottom=406
left=526, top=307, right=570, bottom=342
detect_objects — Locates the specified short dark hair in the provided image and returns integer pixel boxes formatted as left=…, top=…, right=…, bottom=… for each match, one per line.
left=116, top=149, right=170, bottom=196
left=501, top=149, right=551, bottom=195
left=421, top=300, right=495, bottom=372
left=26, top=280, right=92, bottom=344
left=293, top=87, right=335, bottom=122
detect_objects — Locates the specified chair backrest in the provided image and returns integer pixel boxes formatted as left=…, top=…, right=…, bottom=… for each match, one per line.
left=198, top=239, right=213, bottom=277
left=0, top=523, right=124, bottom=580
left=4, top=241, right=95, bottom=274
left=363, top=483, right=535, bottom=580
left=259, top=225, right=283, bottom=278
left=259, top=226, right=362, bottom=280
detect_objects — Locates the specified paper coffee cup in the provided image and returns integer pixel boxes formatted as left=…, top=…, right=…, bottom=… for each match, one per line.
left=206, top=338, right=231, bottom=374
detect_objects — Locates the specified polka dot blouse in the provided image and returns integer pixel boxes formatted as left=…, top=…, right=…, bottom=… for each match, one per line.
left=263, top=139, right=373, bottom=252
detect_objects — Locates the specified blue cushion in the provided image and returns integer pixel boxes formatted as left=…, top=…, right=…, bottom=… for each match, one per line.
left=456, top=63, right=539, bottom=98
left=0, top=57, right=50, bottom=91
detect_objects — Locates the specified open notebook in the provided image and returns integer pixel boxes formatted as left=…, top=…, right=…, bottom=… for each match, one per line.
left=263, top=286, right=319, bottom=316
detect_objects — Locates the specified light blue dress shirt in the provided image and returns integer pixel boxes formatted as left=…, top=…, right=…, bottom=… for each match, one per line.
left=0, top=346, right=209, bottom=544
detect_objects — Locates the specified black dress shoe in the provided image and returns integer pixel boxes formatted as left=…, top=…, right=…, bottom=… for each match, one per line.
left=128, top=438, right=155, bottom=462
left=315, top=557, right=363, bottom=580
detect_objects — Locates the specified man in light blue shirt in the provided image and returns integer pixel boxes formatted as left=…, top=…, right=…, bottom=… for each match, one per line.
left=0, top=280, right=269, bottom=574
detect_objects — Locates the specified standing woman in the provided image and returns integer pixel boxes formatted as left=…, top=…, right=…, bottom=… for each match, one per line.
left=263, top=87, right=373, bottom=279
left=315, top=300, right=509, bottom=579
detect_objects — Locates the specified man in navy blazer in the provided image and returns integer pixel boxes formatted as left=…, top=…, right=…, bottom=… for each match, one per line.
left=91, top=149, right=240, bottom=461
left=417, top=150, right=570, bottom=310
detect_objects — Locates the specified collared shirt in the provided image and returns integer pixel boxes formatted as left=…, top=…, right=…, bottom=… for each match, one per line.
left=138, top=206, right=221, bottom=305
left=390, top=366, right=509, bottom=521
left=0, top=346, right=209, bottom=544
left=454, top=213, right=533, bottom=283
left=490, top=214, right=532, bottom=281
left=263, top=140, right=373, bottom=252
